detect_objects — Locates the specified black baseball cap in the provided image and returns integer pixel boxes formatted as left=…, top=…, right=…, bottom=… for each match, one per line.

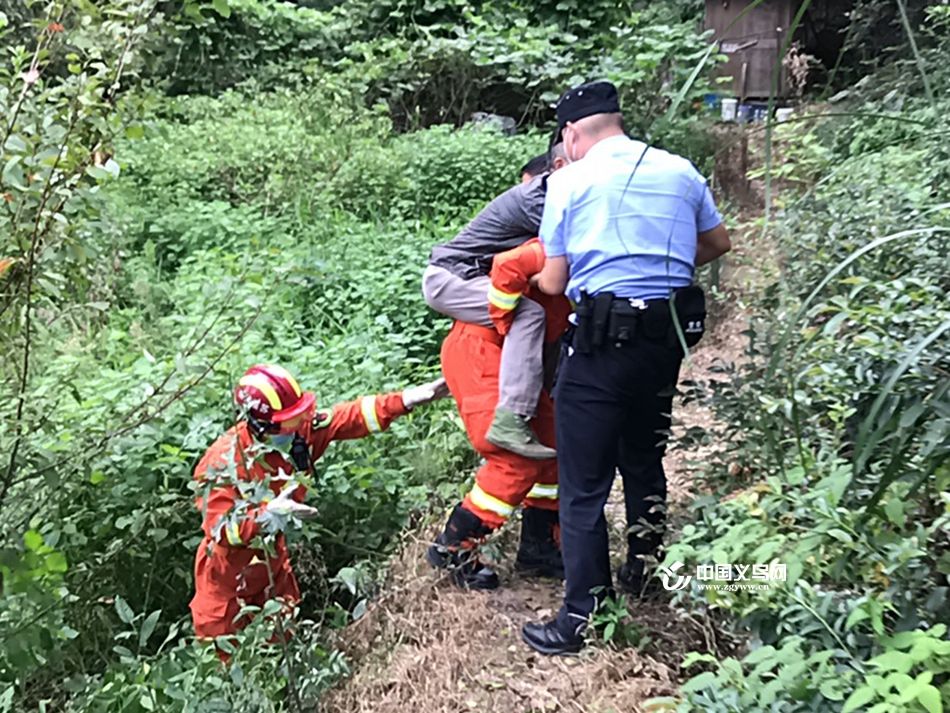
left=551, top=80, right=621, bottom=146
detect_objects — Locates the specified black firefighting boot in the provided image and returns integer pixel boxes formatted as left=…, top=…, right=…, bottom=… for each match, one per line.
left=426, top=504, right=500, bottom=590
left=515, top=507, right=564, bottom=579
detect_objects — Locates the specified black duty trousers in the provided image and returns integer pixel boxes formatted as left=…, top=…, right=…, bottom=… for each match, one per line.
left=553, top=332, right=682, bottom=635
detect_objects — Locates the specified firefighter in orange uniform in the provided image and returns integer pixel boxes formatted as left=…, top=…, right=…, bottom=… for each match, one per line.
left=190, top=364, right=447, bottom=648
left=427, top=239, right=571, bottom=588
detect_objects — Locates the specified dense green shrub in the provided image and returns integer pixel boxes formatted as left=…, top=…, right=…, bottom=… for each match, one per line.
left=329, top=124, right=546, bottom=221
left=152, top=0, right=719, bottom=161
left=664, top=21, right=950, bottom=712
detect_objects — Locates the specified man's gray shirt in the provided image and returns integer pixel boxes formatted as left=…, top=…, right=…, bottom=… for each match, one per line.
left=428, top=174, right=547, bottom=280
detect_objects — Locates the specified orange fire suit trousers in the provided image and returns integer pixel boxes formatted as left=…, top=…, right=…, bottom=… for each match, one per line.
left=441, top=321, right=558, bottom=529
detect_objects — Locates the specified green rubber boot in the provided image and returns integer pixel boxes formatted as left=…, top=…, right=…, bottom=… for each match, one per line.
left=485, top=408, right=556, bottom=460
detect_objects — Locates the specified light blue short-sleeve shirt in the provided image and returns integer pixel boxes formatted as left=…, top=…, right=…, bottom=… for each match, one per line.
left=541, top=134, right=722, bottom=302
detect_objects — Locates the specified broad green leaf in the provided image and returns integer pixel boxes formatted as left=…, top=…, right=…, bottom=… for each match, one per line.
left=3, top=156, right=26, bottom=190
left=842, top=686, right=876, bottom=713
left=846, top=607, right=869, bottom=630
left=883, top=498, right=905, bottom=527
left=46, top=551, right=67, bottom=573
left=337, top=566, right=359, bottom=594
left=3, top=134, right=26, bottom=153
left=85, top=165, right=112, bottom=181
left=917, top=685, right=942, bottom=713
left=24, top=530, right=44, bottom=551
left=114, top=595, right=134, bottom=624
left=868, top=650, right=914, bottom=674
left=139, top=610, right=161, bottom=648
left=212, top=0, right=231, bottom=18
left=681, top=671, right=717, bottom=693
left=262, top=598, right=283, bottom=616
left=820, top=678, right=845, bottom=701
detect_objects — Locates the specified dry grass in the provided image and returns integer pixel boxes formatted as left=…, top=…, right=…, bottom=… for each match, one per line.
left=322, top=529, right=684, bottom=713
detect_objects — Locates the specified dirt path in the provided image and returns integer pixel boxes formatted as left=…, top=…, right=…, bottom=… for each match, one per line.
left=323, top=220, right=768, bottom=713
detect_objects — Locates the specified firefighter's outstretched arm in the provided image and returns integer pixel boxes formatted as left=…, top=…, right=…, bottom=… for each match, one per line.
left=314, top=377, right=448, bottom=442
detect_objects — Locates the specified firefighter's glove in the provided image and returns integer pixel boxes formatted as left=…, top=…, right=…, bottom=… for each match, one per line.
left=402, top=376, right=450, bottom=410
left=266, top=487, right=318, bottom=520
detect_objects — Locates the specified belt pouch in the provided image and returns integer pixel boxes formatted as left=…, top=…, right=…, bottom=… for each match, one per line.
left=607, top=306, right=638, bottom=343
left=671, top=284, right=707, bottom=347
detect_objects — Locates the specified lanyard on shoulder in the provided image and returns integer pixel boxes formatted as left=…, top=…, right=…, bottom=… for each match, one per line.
left=612, top=143, right=651, bottom=253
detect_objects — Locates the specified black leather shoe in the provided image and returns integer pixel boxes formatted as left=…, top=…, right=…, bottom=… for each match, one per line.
left=521, top=620, right=584, bottom=656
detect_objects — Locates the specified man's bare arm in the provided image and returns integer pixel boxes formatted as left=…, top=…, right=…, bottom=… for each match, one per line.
left=696, top=224, right=731, bottom=266
left=536, top=255, right=569, bottom=295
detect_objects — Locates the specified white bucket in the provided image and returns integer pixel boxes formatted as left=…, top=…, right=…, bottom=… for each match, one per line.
left=776, top=107, right=794, bottom=123
left=721, top=98, right=738, bottom=122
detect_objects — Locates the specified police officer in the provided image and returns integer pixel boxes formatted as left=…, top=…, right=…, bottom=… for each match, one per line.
left=521, top=81, right=731, bottom=655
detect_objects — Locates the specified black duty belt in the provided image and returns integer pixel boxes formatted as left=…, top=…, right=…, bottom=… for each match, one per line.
left=571, top=287, right=706, bottom=353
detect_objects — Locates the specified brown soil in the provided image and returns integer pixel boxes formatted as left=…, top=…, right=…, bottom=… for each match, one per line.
left=323, top=175, right=773, bottom=713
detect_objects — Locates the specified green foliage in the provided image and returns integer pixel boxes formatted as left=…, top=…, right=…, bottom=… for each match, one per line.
left=676, top=639, right=858, bottom=712
left=118, top=89, right=392, bottom=211
left=146, top=0, right=345, bottom=94
left=665, top=24, right=950, bottom=713
left=0, top=0, right=164, bottom=695
left=329, top=124, right=546, bottom=221
left=151, top=0, right=718, bottom=163
left=65, top=604, right=348, bottom=712
left=589, top=594, right=653, bottom=650
left=673, top=626, right=950, bottom=712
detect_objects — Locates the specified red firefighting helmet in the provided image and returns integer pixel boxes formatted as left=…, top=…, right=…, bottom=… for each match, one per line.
left=233, top=364, right=316, bottom=427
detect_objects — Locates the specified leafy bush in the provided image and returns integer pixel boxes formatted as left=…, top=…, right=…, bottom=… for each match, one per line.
left=663, top=22, right=950, bottom=712
left=153, top=0, right=719, bottom=161
left=329, top=124, right=546, bottom=221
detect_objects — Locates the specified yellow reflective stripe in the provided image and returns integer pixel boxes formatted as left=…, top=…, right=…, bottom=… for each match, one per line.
left=360, top=396, right=382, bottom=433
left=225, top=521, right=243, bottom=546
left=265, top=364, right=302, bottom=397
left=488, top=286, right=520, bottom=311
left=526, top=483, right=558, bottom=500
left=469, top=483, right=515, bottom=518
left=239, top=374, right=282, bottom=410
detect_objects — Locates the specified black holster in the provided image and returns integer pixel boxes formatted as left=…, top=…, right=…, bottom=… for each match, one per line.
left=573, top=291, right=615, bottom=354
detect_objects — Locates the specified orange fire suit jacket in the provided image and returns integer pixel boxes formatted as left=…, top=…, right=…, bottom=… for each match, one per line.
left=190, top=392, right=408, bottom=638
left=488, top=238, right=570, bottom=341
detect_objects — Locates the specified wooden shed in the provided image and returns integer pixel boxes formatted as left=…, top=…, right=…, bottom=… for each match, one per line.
left=705, top=0, right=797, bottom=100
